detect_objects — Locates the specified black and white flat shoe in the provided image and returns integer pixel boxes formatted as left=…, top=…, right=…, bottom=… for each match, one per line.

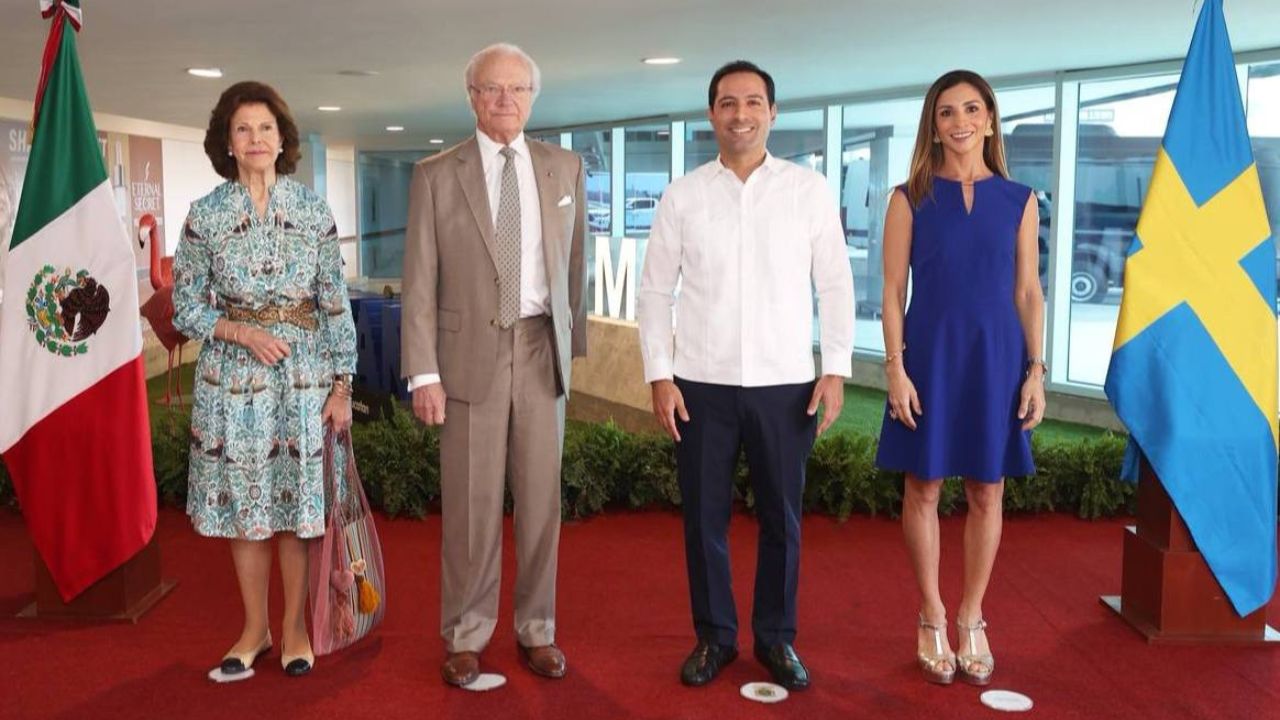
left=282, top=651, right=315, bottom=677
left=209, top=633, right=272, bottom=682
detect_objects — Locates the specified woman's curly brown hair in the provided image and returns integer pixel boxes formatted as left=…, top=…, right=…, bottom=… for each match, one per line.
left=203, top=81, right=301, bottom=180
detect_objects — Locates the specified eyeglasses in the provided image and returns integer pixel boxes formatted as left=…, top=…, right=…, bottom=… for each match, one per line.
left=469, top=84, right=535, bottom=100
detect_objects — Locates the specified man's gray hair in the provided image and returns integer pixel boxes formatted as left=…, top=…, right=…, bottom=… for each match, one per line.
left=464, top=43, right=542, bottom=101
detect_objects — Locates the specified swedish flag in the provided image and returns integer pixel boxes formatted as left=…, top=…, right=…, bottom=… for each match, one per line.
left=1104, top=0, right=1276, bottom=615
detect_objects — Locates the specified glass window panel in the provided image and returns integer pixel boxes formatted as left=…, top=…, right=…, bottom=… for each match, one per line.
left=624, top=124, right=670, bottom=238
left=573, top=130, right=612, bottom=237
left=684, top=119, right=717, bottom=173
left=1246, top=60, right=1280, bottom=386
left=841, top=96, right=922, bottom=353
left=574, top=130, right=613, bottom=316
left=1000, top=84, right=1059, bottom=348
left=769, top=108, right=825, bottom=174
left=357, top=149, right=429, bottom=278
left=1066, top=73, right=1178, bottom=385
left=614, top=125, right=673, bottom=321
left=1247, top=61, right=1280, bottom=303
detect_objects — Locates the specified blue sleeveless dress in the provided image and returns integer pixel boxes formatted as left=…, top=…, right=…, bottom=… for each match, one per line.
left=874, top=175, right=1035, bottom=482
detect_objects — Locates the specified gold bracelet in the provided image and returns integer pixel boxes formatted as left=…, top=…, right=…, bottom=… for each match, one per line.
left=884, top=344, right=906, bottom=365
left=329, top=375, right=353, bottom=399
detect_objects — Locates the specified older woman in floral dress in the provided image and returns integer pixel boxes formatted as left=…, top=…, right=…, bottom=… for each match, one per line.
left=173, top=81, right=356, bottom=680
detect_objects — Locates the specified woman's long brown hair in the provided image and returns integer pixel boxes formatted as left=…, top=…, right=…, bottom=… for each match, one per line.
left=905, top=70, right=1009, bottom=208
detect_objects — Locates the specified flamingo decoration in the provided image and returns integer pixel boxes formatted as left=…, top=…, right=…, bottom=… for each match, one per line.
left=137, top=213, right=189, bottom=405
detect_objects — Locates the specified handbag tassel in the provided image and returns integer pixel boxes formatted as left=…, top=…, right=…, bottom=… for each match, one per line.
left=356, top=574, right=381, bottom=614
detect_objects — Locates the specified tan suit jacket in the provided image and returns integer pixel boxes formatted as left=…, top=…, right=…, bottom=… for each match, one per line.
left=401, top=136, right=587, bottom=402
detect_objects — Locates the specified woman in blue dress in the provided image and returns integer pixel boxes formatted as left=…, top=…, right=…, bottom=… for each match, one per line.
left=875, top=71, right=1046, bottom=687
left=173, top=81, right=357, bottom=680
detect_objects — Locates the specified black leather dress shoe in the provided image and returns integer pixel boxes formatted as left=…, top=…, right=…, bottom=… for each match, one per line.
left=754, top=643, right=810, bottom=690
left=680, top=641, right=738, bottom=687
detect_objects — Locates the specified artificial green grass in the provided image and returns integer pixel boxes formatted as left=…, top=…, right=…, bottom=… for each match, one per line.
left=831, top=384, right=1115, bottom=445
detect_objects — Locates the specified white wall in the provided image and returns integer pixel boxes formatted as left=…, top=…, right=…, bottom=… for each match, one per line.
left=159, top=138, right=222, bottom=254
left=326, top=144, right=358, bottom=278
left=326, top=145, right=357, bottom=237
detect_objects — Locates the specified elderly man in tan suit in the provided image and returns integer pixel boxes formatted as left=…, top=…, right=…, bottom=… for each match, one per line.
left=401, top=42, right=587, bottom=687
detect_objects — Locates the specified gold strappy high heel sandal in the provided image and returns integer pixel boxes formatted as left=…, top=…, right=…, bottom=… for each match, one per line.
left=917, top=615, right=955, bottom=685
left=956, top=618, right=994, bottom=686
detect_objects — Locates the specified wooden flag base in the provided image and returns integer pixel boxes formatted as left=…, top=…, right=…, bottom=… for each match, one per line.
left=18, top=536, right=176, bottom=623
left=1100, top=458, right=1279, bottom=644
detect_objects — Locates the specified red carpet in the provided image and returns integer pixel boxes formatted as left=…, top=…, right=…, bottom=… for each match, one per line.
left=0, top=508, right=1277, bottom=719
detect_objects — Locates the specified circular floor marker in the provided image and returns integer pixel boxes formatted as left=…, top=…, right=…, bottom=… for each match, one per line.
left=980, top=689, right=1034, bottom=712
left=740, top=681, right=789, bottom=704
left=207, top=667, right=255, bottom=683
left=463, top=673, right=507, bottom=692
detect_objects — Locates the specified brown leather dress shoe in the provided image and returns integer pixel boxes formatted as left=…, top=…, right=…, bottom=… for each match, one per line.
left=441, top=651, right=480, bottom=687
left=518, top=643, right=567, bottom=679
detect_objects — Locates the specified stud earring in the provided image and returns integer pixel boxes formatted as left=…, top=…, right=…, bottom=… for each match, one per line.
left=985, top=127, right=994, bottom=137
left=932, top=135, right=941, bottom=144
left=227, top=149, right=233, bottom=156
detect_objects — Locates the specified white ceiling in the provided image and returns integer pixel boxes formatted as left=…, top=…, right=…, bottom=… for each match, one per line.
left=0, top=0, right=1277, bottom=148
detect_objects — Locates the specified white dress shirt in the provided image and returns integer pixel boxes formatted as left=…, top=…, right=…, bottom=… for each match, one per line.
left=637, top=154, right=855, bottom=387
left=409, top=130, right=549, bottom=391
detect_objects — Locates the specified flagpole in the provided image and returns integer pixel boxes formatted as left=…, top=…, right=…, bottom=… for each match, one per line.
left=1099, top=457, right=1279, bottom=644
left=11, top=0, right=176, bottom=622
left=28, top=1, right=80, bottom=141
left=1099, top=0, right=1277, bottom=643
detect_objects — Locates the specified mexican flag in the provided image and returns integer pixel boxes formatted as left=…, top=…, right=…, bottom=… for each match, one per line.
left=0, top=1, right=155, bottom=601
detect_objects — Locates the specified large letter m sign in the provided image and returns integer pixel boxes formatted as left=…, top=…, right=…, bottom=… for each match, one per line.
left=593, top=235, right=636, bottom=321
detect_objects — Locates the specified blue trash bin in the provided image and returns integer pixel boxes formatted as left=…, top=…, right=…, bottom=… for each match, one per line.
left=380, top=302, right=405, bottom=400
left=354, top=297, right=389, bottom=391
left=347, top=289, right=381, bottom=327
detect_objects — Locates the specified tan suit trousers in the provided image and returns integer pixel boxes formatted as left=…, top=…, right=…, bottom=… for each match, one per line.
left=439, top=315, right=563, bottom=653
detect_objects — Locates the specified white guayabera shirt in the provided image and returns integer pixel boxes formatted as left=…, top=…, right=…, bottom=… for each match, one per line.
left=638, top=153, right=855, bottom=387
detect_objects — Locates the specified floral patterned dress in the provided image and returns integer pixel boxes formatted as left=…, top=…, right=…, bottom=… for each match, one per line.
left=172, top=177, right=356, bottom=540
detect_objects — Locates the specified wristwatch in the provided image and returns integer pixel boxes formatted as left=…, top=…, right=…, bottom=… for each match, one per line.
left=1025, top=358, right=1048, bottom=379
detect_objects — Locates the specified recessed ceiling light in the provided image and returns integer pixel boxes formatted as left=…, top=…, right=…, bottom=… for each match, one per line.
left=186, top=67, right=223, bottom=78
left=429, top=138, right=444, bottom=144
left=338, top=69, right=380, bottom=77
left=642, top=57, right=681, bottom=66
left=386, top=125, right=405, bottom=132
left=317, top=106, right=342, bottom=112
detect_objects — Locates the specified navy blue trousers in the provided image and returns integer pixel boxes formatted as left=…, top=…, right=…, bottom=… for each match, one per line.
left=674, top=377, right=817, bottom=650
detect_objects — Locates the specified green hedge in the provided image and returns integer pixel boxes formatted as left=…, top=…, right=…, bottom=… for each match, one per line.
left=0, top=402, right=1135, bottom=520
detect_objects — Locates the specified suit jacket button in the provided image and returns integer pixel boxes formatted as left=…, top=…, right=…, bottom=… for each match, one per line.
left=494, top=276, right=500, bottom=284
left=490, top=318, right=498, bottom=326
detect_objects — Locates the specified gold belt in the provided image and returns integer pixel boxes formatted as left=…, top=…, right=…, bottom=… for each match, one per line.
left=225, top=299, right=319, bottom=330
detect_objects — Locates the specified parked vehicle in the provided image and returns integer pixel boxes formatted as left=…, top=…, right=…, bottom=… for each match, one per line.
left=1034, top=191, right=1137, bottom=303
left=624, top=196, right=658, bottom=231
left=587, top=201, right=610, bottom=233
